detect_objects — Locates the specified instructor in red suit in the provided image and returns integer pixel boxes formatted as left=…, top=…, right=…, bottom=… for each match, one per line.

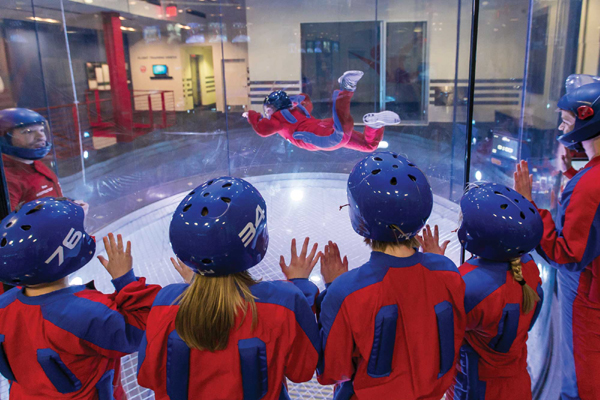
left=0, top=108, right=87, bottom=213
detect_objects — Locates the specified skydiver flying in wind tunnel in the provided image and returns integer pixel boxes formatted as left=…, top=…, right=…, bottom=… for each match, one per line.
left=243, top=71, right=401, bottom=152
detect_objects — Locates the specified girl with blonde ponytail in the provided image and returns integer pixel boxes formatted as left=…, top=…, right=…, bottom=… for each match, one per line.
left=420, top=182, right=544, bottom=400
left=137, top=177, right=321, bottom=400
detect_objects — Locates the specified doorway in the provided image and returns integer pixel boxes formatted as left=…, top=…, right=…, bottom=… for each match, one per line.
left=190, top=54, right=203, bottom=107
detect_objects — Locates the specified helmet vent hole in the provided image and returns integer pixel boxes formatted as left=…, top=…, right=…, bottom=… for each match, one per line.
left=393, top=165, right=398, bottom=169
left=374, top=157, right=383, bottom=161
left=20, top=225, right=31, bottom=231
left=372, top=169, right=381, bottom=175
left=189, top=191, right=195, bottom=196
left=202, top=259, right=212, bottom=264
left=5, top=222, right=12, bottom=228
left=506, top=188, right=511, bottom=192
left=520, top=212, right=526, bottom=220
left=203, top=192, right=210, bottom=197
left=0, top=238, right=6, bottom=247
left=494, top=191, right=502, bottom=195
left=25, top=204, right=43, bottom=215
left=207, top=180, right=214, bottom=186
left=183, top=204, right=192, bottom=212
left=392, top=154, right=398, bottom=159
left=529, top=207, right=536, bottom=214
left=390, top=177, right=397, bottom=185
left=514, top=199, right=519, bottom=203
left=201, top=207, right=209, bottom=216
left=500, top=204, right=508, bottom=210
left=408, top=174, right=417, bottom=182
left=222, top=183, right=232, bottom=188
left=408, top=163, right=416, bottom=167
left=221, top=197, right=231, bottom=204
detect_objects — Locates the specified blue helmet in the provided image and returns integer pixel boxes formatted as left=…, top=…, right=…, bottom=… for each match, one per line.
left=0, top=108, right=52, bottom=160
left=557, top=75, right=600, bottom=150
left=169, top=177, right=269, bottom=276
left=263, top=91, right=292, bottom=111
left=0, top=198, right=95, bottom=286
left=458, top=182, right=543, bottom=261
left=347, top=152, right=433, bottom=241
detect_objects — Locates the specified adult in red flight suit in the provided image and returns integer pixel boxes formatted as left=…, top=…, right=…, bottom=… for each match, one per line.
left=137, top=177, right=321, bottom=400
left=0, top=108, right=87, bottom=212
left=0, top=198, right=161, bottom=399
left=243, top=71, right=401, bottom=152
left=317, top=152, right=466, bottom=400
left=515, top=74, right=600, bottom=400
left=420, top=183, right=544, bottom=400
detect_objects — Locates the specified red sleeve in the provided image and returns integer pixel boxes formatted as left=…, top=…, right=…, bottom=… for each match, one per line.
left=536, top=169, right=600, bottom=271
left=299, top=93, right=313, bottom=114
left=563, top=167, right=578, bottom=179
left=247, top=110, right=282, bottom=137
left=4, top=173, right=22, bottom=211
left=73, top=272, right=161, bottom=358
left=283, top=287, right=320, bottom=383
left=317, top=294, right=355, bottom=385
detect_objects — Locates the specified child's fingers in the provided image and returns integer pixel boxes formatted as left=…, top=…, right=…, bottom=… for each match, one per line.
left=102, top=236, right=111, bottom=257
left=170, top=257, right=179, bottom=270
left=441, top=240, right=450, bottom=253
left=126, top=241, right=132, bottom=256
left=291, top=239, right=297, bottom=259
left=307, top=242, right=319, bottom=264
left=343, top=256, right=349, bottom=270
left=97, top=255, right=108, bottom=268
left=279, top=255, right=287, bottom=272
left=300, top=237, right=310, bottom=259
left=117, top=234, right=124, bottom=251
left=434, top=225, right=440, bottom=241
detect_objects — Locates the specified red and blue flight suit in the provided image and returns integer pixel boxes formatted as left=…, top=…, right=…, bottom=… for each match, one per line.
left=317, top=152, right=466, bottom=399
left=534, top=78, right=600, bottom=399
left=246, top=91, right=385, bottom=152
left=137, top=177, right=320, bottom=400
left=0, top=198, right=161, bottom=399
left=447, top=256, right=543, bottom=400
left=446, top=183, right=544, bottom=400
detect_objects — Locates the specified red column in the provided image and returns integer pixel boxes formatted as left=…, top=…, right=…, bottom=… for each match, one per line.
left=102, top=12, right=133, bottom=142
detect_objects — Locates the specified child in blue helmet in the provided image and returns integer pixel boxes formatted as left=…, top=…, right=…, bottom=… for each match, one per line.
left=137, top=177, right=321, bottom=400
left=421, top=183, right=544, bottom=400
left=242, top=71, right=401, bottom=152
left=515, top=74, right=600, bottom=400
left=317, top=152, right=466, bottom=400
left=0, top=197, right=161, bottom=399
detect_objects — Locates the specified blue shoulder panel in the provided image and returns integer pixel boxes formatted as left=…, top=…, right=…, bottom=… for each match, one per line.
left=421, top=253, right=461, bottom=273
left=251, top=281, right=320, bottom=352
left=41, top=292, right=144, bottom=354
left=462, top=258, right=508, bottom=314
left=152, top=284, right=188, bottom=307
left=0, top=288, right=19, bottom=310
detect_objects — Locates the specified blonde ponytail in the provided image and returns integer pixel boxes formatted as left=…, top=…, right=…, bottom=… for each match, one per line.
left=509, top=258, right=540, bottom=314
left=175, top=271, right=258, bottom=351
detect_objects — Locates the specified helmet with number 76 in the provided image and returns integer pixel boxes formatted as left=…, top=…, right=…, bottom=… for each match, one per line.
left=169, top=177, right=269, bottom=276
left=0, top=198, right=95, bottom=286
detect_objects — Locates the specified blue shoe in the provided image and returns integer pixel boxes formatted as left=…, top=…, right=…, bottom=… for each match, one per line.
left=363, top=111, right=401, bottom=129
left=338, top=70, right=364, bottom=92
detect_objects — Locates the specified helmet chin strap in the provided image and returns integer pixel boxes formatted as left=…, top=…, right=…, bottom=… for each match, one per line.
left=0, top=137, right=52, bottom=160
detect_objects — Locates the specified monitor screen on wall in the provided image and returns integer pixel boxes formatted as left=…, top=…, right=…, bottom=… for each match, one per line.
left=153, top=65, right=168, bottom=75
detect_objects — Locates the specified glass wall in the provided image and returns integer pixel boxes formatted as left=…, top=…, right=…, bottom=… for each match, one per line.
left=0, top=0, right=598, bottom=398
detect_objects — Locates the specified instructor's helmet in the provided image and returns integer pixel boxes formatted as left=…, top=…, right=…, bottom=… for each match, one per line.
left=0, top=198, right=95, bottom=286
left=0, top=108, right=52, bottom=160
left=557, top=74, right=600, bottom=151
left=263, top=91, right=293, bottom=112
left=347, top=152, right=433, bottom=242
left=458, top=182, right=543, bottom=261
left=169, top=177, right=269, bottom=276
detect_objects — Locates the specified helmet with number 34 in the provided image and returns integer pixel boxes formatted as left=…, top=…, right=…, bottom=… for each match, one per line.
left=169, top=177, right=269, bottom=276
